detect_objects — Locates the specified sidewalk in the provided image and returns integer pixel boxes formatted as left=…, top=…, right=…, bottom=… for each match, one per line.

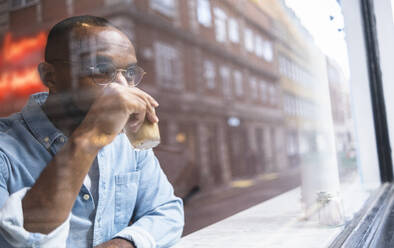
left=183, top=167, right=301, bottom=235
left=176, top=173, right=370, bottom=248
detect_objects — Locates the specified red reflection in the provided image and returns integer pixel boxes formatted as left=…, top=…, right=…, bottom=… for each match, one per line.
left=0, top=67, right=44, bottom=101
left=0, top=32, right=47, bottom=66
left=0, top=32, right=47, bottom=104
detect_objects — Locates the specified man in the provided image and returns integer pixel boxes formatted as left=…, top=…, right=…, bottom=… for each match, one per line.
left=0, top=15, right=184, bottom=248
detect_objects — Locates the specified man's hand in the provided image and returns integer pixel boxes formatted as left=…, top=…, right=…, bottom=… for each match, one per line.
left=94, top=238, right=135, bottom=248
left=76, top=83, right=159, bottom=148
left=22, top=84, right=159, bottom=234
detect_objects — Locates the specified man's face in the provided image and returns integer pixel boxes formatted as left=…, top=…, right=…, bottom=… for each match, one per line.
left=52, top=25, right=137, bottom=115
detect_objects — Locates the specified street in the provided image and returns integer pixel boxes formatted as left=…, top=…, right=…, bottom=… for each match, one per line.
left=182, top=167, right=301, bottom=235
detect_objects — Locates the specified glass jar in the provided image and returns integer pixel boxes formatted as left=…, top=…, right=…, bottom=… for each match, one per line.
left=316, top=191, right=345, bottom=227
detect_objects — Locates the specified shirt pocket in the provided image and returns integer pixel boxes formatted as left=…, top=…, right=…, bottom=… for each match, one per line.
left=114, top=171, right=140, bottom=226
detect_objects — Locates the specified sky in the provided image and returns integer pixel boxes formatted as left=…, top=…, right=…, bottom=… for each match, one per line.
left=284, top=0, right=349, bottom=78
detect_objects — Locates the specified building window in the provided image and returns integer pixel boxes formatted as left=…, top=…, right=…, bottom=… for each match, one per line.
left=10, top=0, right=38, bottom=10
left=108, top=16, right=135, bottom=42
left=150, top=0, right=177, bottom=17
left=214, top=8, right=227, bottom=43
left=255, top=35, right=264, bottom=58
left=260, top=81, right=267, bottom=102
left=233, top=70, right=243, bottom=96
left=154, top=41, right=183, bottom=89
left=203, top=60, right=216, bottom=89
left=244, top=28, right=254, bottom=52
left=268, top=84, right=276, bottom=105
left=220, top=65, right=231, bottom=96
left=105, top=0, right=133, bottom=5
left=197, top=0, right=211, bottom=27
left=287, top=133, right=297, bottom=156
left=249, top=77, right=258, bottom=99
left=228, top=18, right=239, bottom=43
left=263, top=40, right=273, bottom=62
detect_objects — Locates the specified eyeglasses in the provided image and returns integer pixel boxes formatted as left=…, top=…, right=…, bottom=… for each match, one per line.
left=48, top=60, right=146, bottom=86
left=88, top=63, right=146, bottom=86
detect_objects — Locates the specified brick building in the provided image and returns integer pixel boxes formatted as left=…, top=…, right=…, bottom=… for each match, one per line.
left=0, top=0, right=287, bottom=198
left=257, top=0, right=321, bottom=166
left=326, top=57, right=355, bottom=155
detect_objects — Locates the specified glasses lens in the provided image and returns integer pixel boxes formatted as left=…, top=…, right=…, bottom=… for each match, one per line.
left=91, top=63, right=116, bottom=85
left=126, top=66, right=145, bottom=86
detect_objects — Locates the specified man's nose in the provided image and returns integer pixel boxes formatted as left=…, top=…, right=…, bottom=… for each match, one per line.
left=113, top=70, right=128, bottom=86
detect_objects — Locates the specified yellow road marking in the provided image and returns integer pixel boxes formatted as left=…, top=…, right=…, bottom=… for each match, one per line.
left=231, top=179, right=255, bottom=188
left=258, top=173, right=279, bottom=181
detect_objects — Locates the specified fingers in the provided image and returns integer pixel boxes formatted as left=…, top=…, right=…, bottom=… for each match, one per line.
left=107, top=83, right=159, bottom=124
left=132, top=87, right=159, bottom=107
left=146, top=105, right=158, bottom=124
left=127, top=87, right=159, bottom=123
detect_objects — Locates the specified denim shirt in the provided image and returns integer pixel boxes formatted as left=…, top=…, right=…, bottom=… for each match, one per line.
left=0, top=93, right=184, bottom=248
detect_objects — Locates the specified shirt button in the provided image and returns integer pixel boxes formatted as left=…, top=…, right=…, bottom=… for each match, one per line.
left=44, top=137, right=50, bottom=143
left=83, top=194, right=90, bottom=201
left=60, top=137, right=65, bottom=143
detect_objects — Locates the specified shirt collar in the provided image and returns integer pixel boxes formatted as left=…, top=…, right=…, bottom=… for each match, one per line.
left=21, top=92, right=64, bottom=149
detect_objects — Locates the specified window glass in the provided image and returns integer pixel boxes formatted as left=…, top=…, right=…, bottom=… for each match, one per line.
left=392, top=0, right=394, bottom=24
left=150, top=0, right=176, bottom=17
left=0, top=0, right=383, bottom=246
left=228, top=18, right=239, bottom=43
left=255, top=35, right=264, bottom=57
left=154, top=41, right=182, bottom=89
left=249, top=76, right=258, bottom=99
left=203, top=59, right=216, bottom=89
left=233, top=70, right=243, bottom=96
left=263, top=40, right=273, bottom=62
left=260, top=80, right=267, bottom=102
left=244, top=28, right=254, bottom=52
left=197, top=0, right=211, bottom=27
left=220, top=65, right=231, bottom=96
left=214, top=7, right=227, bottom=43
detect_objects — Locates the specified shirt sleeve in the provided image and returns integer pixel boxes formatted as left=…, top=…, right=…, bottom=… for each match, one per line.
left=0, top=154, right=71, bottom=248
left=114, top=149, right=184, bottom=248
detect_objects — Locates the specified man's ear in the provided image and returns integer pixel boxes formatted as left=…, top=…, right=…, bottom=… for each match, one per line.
left=38, top=62, right=57, bottom=93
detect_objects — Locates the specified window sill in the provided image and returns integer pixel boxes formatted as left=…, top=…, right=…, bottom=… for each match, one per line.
left=175, top=176, right=373, bottom=247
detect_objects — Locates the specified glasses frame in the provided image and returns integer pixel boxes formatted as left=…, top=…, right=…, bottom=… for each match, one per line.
left=47, top=59, right=146, bottom=87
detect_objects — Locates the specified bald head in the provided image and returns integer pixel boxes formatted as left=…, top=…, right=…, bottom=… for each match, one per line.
left=45, top=15, right=116, bottom=62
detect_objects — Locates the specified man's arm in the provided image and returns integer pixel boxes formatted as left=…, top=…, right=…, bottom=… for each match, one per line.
left=21, top=128, right=101, bottom=233
left=94, top=237, right=135, bottom=248
left=22, top=84, right=159, bottom=234
left=110, top=150, right=184, bottom=248
left=0, top=152, right=71, bottom=247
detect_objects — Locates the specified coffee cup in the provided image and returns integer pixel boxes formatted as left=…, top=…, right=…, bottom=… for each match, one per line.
left=125, top=117, right=160, bottom=150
